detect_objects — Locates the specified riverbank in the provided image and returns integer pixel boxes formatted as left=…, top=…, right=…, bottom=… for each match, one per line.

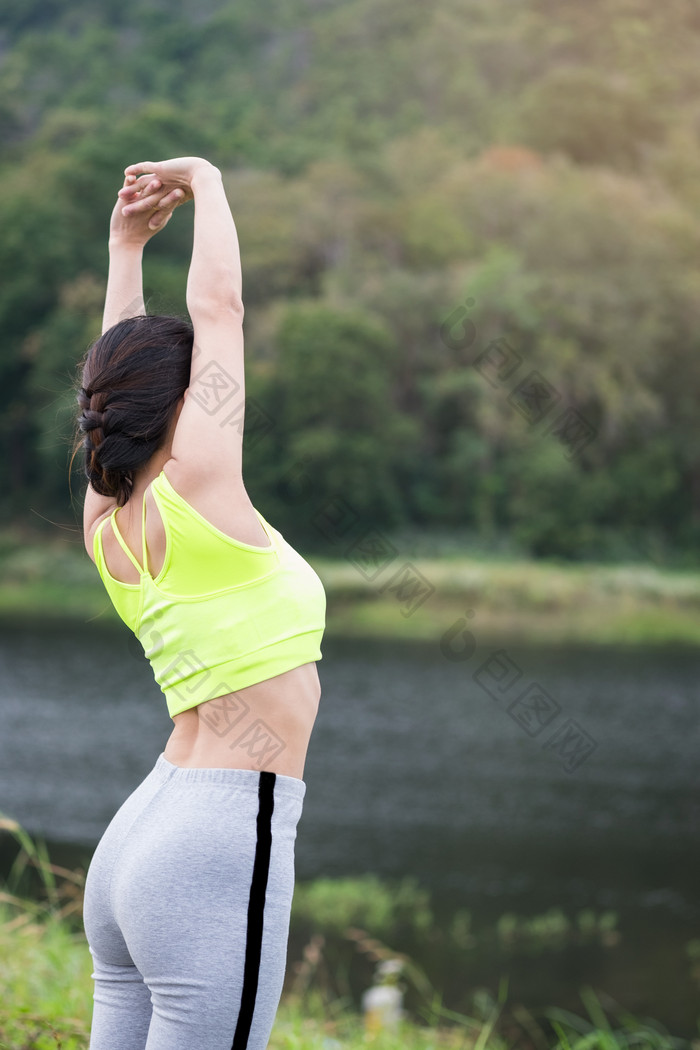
left=0, top=815, right=697, bottom=1050
left=2, top=529, right=700, bottom=645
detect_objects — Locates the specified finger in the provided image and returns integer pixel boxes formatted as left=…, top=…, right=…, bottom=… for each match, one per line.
left=124, top=162, right=158, bottom=178
left=122, top=198, right=158, bottom=215
left=157, top=188, right=186, bottom=208
left=124, top=183, right=182, bottom=214
left=148, top=211, right=172, bottom=231
left=120, top=172, right=153, bottom=189
left=122, top=189, right=165, bottom=215
left=118, top=184, right=159, bottom=204
left=118, top=176, right=161, bottom=199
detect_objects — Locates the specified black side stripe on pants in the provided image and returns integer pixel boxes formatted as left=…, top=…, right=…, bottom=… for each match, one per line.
left=231, top=770, right=276, bottom=1050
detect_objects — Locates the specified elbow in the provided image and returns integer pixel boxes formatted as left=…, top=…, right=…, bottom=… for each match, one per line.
left=220, top=291, right=245, bottom=318
left=214, top=267, right=244, bottom=314
left=188, top=287, right=244, bottom=321
left=230, top=288, right=245, bottom=317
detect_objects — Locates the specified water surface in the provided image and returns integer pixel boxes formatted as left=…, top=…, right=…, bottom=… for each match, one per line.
left=0, top=620, right=698, bottom=1033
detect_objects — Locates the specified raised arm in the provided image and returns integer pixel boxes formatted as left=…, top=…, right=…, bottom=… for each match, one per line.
left=83, top=172, right=186, bottom=544
left=102, top=240, right=145, bottom=334
left=121, top=157, right=247, bottom=481
left=187, top=164, right=243, bottom=316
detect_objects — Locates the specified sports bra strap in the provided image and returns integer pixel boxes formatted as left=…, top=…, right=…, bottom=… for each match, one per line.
left=110, top=485, right=151, bottom=576
left=141, top=484, right=148, bottom=574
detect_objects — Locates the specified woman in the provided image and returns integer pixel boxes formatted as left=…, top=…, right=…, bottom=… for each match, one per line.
left=73, top=156, right=326, bottom=1050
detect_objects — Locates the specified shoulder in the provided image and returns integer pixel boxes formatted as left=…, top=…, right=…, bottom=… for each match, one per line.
left=83, top=483, right=117, bottom=564
left=159, top=458, right=263, bottom=545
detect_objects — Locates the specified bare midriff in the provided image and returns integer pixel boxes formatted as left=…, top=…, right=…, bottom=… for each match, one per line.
left=162, top=660, right=321, bottom=780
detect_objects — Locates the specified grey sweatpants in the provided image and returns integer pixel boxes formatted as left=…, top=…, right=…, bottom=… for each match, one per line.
left=82, top=752, right=306, bottom=1050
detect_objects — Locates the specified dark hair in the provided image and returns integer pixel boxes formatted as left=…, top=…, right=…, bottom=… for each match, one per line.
left=71, top=314, right=193, bottom=507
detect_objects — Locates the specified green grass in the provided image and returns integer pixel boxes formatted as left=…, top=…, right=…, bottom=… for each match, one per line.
left=0, top=815, right=697, bottom=1050
left=312, top=554, right=700, bottom=646
left=3, top=528, right=700, bottom=645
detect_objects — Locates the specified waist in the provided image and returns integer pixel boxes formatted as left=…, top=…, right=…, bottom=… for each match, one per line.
left=163, top=661, right=321, bottom=779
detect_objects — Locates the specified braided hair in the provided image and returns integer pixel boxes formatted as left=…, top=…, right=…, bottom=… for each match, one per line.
left=72, top=314, right=193, bottom=507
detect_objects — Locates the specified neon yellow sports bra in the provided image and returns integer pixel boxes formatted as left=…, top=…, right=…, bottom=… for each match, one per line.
left=92, top=468, right=326, bottom=718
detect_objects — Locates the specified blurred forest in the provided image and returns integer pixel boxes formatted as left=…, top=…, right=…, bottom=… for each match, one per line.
left=2, top=0, right=700, bottom=561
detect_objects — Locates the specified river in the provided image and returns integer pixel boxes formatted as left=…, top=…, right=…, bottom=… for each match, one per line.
left=0, top=619, right=698, bottom=1035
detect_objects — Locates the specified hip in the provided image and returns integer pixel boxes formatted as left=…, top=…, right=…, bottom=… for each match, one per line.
left=83, top=752, right=305, bottom=946
left=87, top=753, right=305, bottom=878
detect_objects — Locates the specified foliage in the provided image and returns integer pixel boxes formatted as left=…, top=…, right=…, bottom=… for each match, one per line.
left=2, top=0, right=700, bottom=563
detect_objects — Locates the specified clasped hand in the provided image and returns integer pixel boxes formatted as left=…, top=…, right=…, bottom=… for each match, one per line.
left=108, top=158, right=214, bottom=247
left=108, top=173, right=186, bottom=247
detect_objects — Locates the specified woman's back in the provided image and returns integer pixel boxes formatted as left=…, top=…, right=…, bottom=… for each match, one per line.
left=87, top=459, right=325, bottom=779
